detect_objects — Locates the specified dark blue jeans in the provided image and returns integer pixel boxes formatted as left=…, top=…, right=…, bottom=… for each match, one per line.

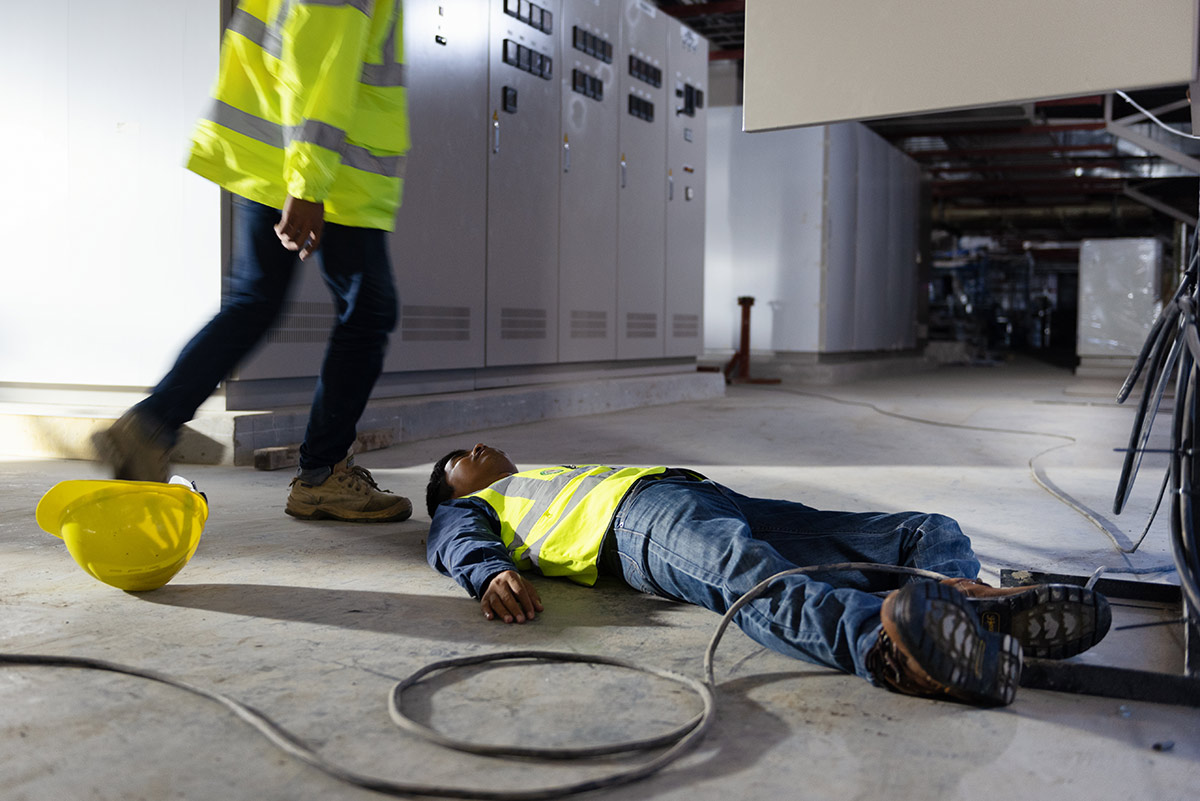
left=611, top=478, right=980, bottom=680
left=136, top=196, right=398, bottom=471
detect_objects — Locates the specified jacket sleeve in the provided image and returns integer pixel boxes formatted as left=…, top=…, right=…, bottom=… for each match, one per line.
left=427, top=498, right=520, bottom=599
left=278, top=1, right=374, bottom=202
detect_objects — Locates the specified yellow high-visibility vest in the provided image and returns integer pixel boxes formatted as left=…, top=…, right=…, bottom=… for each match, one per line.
left=187, top=0, right=410, bottom=230
left=470, top=466, right=668, bottom=586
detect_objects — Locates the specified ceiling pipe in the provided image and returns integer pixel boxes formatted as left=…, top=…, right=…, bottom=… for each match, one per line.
left=933, top=202, right=1152, bottom=223
left=913, top=143, right=1116, bottom=159
left=887, top=122, right=1108, bottom=138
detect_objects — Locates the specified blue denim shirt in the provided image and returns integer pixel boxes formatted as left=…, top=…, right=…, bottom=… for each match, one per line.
left=426, top=496, right=515, bottom=599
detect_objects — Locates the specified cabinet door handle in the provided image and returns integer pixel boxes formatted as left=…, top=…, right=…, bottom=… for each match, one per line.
left=492, top=111, right=500, bottom=154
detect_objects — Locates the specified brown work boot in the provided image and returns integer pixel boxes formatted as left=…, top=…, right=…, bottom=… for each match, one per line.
left=867, top=581, right=1022, bottom=706
left=95, top=409, right=171, bottom=483
left=941, top=577, right=1112, bottom=660
left=285, top=456, right=412, bottom=522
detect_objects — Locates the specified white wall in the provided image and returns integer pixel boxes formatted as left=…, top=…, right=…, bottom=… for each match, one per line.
left=704, top=106, right=824, bottom=353
left=0, top=1, right=221, bottom=388
left=705, top=110, right=920, bottom=356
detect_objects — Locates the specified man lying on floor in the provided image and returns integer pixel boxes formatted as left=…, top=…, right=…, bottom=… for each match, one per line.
left=424, top=444, right=1112, bottom=707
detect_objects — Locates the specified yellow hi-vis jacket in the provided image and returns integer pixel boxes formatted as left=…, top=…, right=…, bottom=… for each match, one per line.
left=468, top=466, right=669, bottom=586
left=187, top=0, right=410, bottom=231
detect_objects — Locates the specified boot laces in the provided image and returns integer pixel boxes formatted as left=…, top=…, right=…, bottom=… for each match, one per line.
left=344, top=464, right=390, bottom=494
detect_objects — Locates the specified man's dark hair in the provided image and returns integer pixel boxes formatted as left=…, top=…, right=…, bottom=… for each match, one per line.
left=426, top=449, right=468, bottom=518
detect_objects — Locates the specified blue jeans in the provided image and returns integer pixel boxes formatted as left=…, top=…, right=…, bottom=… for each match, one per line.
left=611, top=478, right=980, bottom=681
left=135, top=196, right=398, bottom=471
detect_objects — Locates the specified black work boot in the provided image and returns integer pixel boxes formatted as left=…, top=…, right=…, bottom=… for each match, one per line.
left=941, top=578, right=1112, bottom=660
left=867, top=581, right=1022, bottom=707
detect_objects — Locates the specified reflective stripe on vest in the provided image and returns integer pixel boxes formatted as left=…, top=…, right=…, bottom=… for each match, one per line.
left=228, top=2, right=407, bottom=86
left=470, top=466, right=667, bottom=586
left=187, top=0, right=410, bottom=229
left=202, top=100, right=407, bottom=179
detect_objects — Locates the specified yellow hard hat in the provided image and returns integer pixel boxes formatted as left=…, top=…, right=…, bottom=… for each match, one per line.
left=36, top=478, right=208, bottom=592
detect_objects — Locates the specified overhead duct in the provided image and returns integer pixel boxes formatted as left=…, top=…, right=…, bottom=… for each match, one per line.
left=934, top=201, right=1153, bottom=224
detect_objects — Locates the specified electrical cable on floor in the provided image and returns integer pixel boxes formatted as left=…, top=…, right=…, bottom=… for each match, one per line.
left=1029, top=441, right=1168, bottom=556
left=764, top=385, right=1176, bottom=573
left=1, top=563, right=942, bottom=800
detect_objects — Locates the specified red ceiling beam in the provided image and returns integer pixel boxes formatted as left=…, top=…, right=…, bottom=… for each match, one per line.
left=1034, top=95, right=1105, bottom=108
left=710, top=48, right=744, bottom=61
left=664, top=1, right=745, bottom=18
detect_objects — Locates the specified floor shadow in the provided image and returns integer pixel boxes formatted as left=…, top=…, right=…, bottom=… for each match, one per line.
left=138, top=581, right=680, bottom=639
left=393, top=666, right=804, bottom=800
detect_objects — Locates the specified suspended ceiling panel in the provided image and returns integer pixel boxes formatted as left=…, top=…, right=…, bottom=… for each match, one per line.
left=742, top=0, right=1198, bottom=132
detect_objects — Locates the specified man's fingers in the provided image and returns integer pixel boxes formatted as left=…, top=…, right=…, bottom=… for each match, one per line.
left=517, top=585, right=542, bottom=617
left=484, top=581, right=538, bottom=623
left=526, top=583, right=544, bottom=611
left=498, top=588, right=528, bottom=622
left=298, top=227, right=322, bottom=261
left=274, top=223, right=301, bottom=251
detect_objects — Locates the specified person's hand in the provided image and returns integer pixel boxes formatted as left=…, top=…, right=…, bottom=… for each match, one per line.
left=481, top=570, right=544, bottom=623
left=275, top=195, right=324, bottom=261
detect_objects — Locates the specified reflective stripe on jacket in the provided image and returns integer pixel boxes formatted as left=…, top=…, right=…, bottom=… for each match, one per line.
left=469, top=466, right=668, bottom=586
left=187, top=0, right=410, bottom=230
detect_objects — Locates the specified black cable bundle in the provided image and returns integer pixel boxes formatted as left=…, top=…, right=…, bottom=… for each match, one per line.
left=1114, top=210, right=1200, bottom=623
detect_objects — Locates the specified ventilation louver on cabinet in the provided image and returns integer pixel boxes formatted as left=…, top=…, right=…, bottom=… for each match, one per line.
left=501, top=307, right=548, bottom=340
left=266, top=301, right=334, bottom=344
left=570, top=310, right=608, bottom=339
left=672, top=313, right=699, bottom=338
left=625, top=312, right=658, bottom=339
left=401, top=305, right=471, bottom=342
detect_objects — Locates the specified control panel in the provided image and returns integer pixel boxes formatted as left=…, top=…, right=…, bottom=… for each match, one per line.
left=572, top=26, right=613, bottom=63
left=629, top=54, right=663, bottom=88
left=503, top=0, right=553, bottom=33
left=503, top=38, right=553, bottom=80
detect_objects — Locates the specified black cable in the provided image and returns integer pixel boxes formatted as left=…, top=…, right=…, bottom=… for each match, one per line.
left=1169, top=354, right=1200, bottom=622
left=1113, top=304, right=1182, bottom=515
left=0, top=649, right=714, bottom=801
left=0, top=563, right=955, bottom=800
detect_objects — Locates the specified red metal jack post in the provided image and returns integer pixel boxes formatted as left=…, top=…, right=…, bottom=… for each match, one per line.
left=723, top=296, right=781, bottom=385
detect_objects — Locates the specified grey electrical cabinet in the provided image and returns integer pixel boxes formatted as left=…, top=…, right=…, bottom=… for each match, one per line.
left=387, top=0, right=490, bottom=372
left=664, top=17, right=707, bottom=357
left=231, top=0, right=491, bottom=387
left=486, top=0, right=563, bottom=366
left=225, top=0, right=706, bottom=405
left=616, top=0, right=668, bottom=359
left=557, top=0, right=620, bottom=362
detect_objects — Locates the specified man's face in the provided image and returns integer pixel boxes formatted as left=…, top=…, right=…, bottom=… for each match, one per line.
left=446, top=443, right=518, bottom=498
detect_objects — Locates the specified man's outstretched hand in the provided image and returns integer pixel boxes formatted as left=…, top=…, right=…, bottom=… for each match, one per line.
left=275, top=195, right=324, bottom=261
left=482, top=570, right=544, bottom=623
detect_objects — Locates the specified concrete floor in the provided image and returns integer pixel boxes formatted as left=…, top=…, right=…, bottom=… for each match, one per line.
left=2, top=356, right=1197, bottom=801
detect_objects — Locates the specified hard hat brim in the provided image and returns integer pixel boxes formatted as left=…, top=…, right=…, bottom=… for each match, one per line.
left=37, top=479, right=208, bottom=538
